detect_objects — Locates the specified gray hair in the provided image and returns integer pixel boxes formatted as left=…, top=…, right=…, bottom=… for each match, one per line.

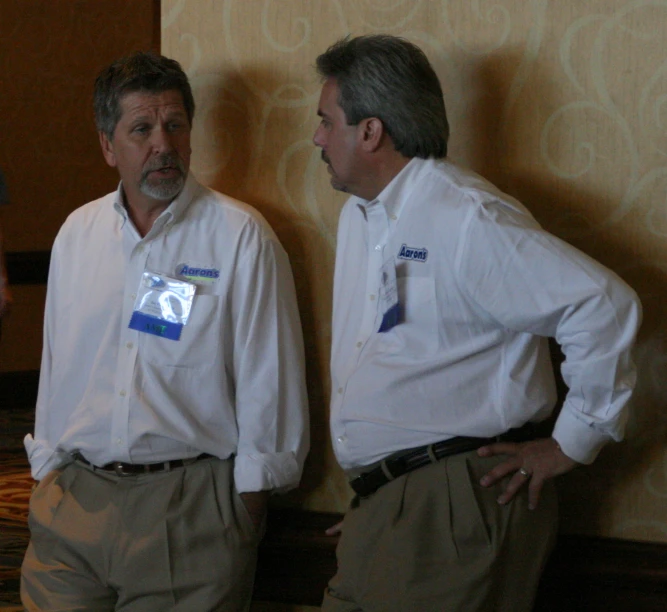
left=94, top=51, right=195, bottom=139
left=316, top=35, right=449, bottom=159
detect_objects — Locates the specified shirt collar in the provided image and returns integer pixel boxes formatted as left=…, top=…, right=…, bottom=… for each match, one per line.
left=112, top=171, right=199, bottom=230
left=356, top=157, right=433, bottom=221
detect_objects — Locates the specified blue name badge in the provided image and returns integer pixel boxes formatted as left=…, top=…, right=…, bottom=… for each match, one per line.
left=128, top=272, right=196, bottom=341
left=378, top=257, right=400, bottom=333
left=378, top=301, right=401, bottom=332
left=129, top=312, right=184, bottom=340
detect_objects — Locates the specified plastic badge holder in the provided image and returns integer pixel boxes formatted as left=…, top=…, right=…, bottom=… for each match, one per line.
left=128, top=272, right=196, bottom=341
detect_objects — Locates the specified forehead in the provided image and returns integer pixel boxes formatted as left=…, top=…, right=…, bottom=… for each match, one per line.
left=118, top=89, right=187, bottom=120
left=319, top=78, right=343, bottom=115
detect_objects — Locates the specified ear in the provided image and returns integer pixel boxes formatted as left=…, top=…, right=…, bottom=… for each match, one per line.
left=98, top=131, right=117, bottom=168
left=358, top=117, right=385, bottom=153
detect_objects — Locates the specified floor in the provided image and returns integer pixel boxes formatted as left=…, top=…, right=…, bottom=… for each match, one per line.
left=0, top=408, right=317, bottom=612
left=0, top=407, right=33, bottom=610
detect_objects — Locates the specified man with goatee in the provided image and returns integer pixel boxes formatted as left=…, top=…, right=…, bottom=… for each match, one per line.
left=22, top=51, right=309, bottom=612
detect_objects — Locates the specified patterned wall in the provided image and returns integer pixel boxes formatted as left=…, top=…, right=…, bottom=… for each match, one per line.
left=163, top=0, right=667, bottom=554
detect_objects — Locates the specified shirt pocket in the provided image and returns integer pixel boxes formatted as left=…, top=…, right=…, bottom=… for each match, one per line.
left=381, top=276, right=439, bottom=355
left=141, top=294, right=221, bottom=368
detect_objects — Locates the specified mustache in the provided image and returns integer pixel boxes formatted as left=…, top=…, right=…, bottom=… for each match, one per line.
left=142, top=154, right=185, bottom=179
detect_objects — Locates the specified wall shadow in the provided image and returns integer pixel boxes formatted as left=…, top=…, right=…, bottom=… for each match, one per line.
left=466, top=48, right=666, bottom=537
left=206, top=68, right=330, bottom=501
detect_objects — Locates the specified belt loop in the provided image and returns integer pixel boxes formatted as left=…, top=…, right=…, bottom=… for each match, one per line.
left=427, top=444, right=438, bottom=464
left=380, top=460, right=395, bottom=482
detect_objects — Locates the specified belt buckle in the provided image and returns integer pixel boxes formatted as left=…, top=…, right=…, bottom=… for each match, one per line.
left=112, top=461, right=131, bottom=476
left=350, top=473, right=368, bottom=495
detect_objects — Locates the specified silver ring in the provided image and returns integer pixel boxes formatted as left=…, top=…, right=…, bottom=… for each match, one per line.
left=518, top=467, right=531, bottom=478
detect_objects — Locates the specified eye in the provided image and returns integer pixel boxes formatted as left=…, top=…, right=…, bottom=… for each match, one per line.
left=133, top=124, right=149, bottom=134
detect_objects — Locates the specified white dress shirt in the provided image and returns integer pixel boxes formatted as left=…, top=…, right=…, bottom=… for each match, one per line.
left=25, top=173, right=309, bottom=492
left=330, top=158, right=641, bottom=470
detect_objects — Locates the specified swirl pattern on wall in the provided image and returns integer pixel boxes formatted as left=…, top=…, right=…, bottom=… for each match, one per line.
left=163, top=0, right=667, bottom=547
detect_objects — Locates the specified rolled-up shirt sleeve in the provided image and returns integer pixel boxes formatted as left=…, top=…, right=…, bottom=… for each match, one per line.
left=460, top=198, right=642, bottom=464
left=230, top=226, right=309, bottom=493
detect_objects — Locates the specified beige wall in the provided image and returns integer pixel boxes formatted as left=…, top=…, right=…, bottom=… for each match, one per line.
left=162, top=0, right=667, bottom=555
left=0, top=0, right=158, bottom=372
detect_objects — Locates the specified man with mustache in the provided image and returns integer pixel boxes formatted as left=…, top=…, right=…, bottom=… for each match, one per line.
left=21, top=52, right=309, bottom=612
left=313, top=35, right=641, bottom=611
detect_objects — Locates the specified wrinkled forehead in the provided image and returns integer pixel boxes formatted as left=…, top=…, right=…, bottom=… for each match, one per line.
left=118, top=89, right=187, bottom=120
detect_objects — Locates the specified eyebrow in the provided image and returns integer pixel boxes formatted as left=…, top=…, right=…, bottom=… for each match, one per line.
left=128, top=108, right=187, bottom=123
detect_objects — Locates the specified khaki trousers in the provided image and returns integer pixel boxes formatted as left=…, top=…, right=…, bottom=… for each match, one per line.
left=21, top=456, right=260, bottom=612
left=322, top=450, right=558, bottom=612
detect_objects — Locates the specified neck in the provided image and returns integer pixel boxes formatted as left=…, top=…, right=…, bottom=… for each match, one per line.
left=124, top=191, right=171, bottom=238
left=362, top=154, right=412, bottom=202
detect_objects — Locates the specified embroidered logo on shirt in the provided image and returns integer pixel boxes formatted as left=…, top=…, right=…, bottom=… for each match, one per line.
left=397, top=244, right=428, bottom=262
left=176, top=263, right=220, bottom=283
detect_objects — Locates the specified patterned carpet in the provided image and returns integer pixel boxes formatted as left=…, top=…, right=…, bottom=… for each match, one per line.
left=0, top=407, right=33, bottom=609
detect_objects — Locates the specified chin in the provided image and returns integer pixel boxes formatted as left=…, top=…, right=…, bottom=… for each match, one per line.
left=330, top=179, right=349, bottom=193
left=141, top=176, right=185, bottom=201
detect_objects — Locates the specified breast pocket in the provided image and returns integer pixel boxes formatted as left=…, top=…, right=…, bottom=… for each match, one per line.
left=381, top=277, right=439, bottom=355
left=141, top=294, right=221, bottom=367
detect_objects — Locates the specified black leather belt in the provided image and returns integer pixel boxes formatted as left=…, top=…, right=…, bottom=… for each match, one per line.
left=349, top=423, right=538, bottom=498
left=72, top=452, right=213, bottom=476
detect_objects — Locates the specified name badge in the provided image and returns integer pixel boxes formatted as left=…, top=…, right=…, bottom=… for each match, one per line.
left=128, top=272, right=196, bottom=341
left=378, top=257, right=400, bottom=332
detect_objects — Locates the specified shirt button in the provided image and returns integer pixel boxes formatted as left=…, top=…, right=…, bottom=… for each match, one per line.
left=119, top=389, right=127, bottom=397
left=136, top=246, right=144, bottom=254
left=374, top=245, right=381, bottom=251
left=336, top=436, right=346, bottom=444
left=356, top=341, right=362, bottom=348
left=391, top=214, right=397, bottom=220
left=126, top=342, right=133, bottom=349
left=130, top=293, right=136, bottom=300
left=337, top=387, right=343, bottom=394
left=116, top=438, right=122, bottom=445
left=369, top=294, right=376, bottom=301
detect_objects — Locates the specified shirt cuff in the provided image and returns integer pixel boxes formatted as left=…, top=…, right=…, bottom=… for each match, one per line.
left=24, top=434, right=72, bottom=481
left=551, top=407, right=612, bottom=465
left=233, top=451, right=302, bottom=494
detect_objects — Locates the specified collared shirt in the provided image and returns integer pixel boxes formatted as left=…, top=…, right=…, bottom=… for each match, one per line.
left=25, top=173, right=309, bottom=492
left=331, top=158, right=641, bottom=470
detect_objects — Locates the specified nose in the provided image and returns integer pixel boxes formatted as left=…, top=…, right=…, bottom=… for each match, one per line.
left=313, top=123, right=325, bottom=148
left=150, top=126, right=175, bottom=154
